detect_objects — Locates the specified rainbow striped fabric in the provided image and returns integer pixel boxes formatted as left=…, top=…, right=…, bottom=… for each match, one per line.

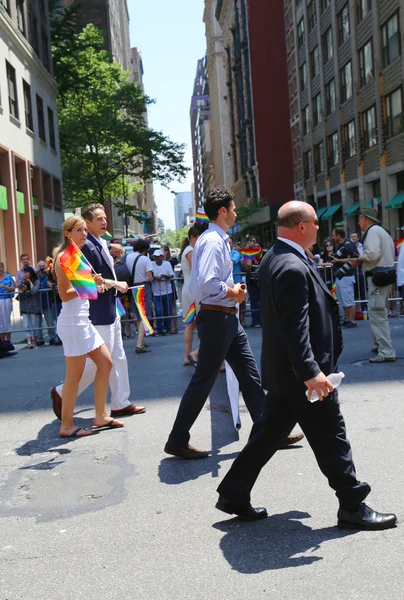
left=132, top=286, right=154, bottom=336
left=395, top=237, right=404, bottom=249
left=331, top=283, right=338, bottom=300
left=59, top=243, right=98, bottom=300
left=116, top=297, right=126, bottom=318
left=196, top=210, right=209, bottom=223
left=182, top=302, right=196, bottom=325
left=240, top=247, right=262, bottom=260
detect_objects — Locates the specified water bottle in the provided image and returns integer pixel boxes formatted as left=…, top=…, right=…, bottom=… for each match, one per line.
left=306, top=372, right=345, bottom=403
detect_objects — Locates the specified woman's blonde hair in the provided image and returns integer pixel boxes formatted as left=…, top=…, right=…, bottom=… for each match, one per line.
left=53, top=216, right=86, bottom=266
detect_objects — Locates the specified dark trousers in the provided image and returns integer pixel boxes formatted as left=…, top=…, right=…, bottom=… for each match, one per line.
left=217, top=389, right=371, bottom=511
left=167, top=310, right=266, bottom=447
left=247, top=284, right=261, bottom=326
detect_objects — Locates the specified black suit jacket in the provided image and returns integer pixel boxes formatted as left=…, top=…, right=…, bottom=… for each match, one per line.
left=81, top=234, right=116, bottom=326
left=259, top=240, right=342, bottom=396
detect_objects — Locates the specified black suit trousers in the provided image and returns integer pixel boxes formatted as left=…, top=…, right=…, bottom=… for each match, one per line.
left=217, top=389, right=371, bottom=511
left=167, top=310, right=265, bottom=447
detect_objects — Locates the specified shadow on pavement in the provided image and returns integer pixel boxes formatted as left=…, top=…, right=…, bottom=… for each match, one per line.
left=213, top=510, right=359, bottom=572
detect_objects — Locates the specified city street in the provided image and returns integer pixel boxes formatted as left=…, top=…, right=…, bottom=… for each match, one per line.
left=1, top=321, right=404, bottom=600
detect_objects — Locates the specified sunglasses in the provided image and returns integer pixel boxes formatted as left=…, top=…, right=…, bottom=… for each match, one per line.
left=300, top=219, right=320, bottom=226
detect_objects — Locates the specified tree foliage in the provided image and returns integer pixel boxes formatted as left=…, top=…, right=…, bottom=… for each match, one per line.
left=160, top=226, right=189, bottom=249
left=49, top=3, right=188, bottom=218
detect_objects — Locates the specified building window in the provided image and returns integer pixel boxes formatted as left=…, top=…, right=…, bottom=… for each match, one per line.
left=48, top=107, right=56, bottom=149
left=315, top=142, right=325, bottom=173
left=41, top=26, right=50, bottom=71
left=300, top=62, right=308, bottom=90
left=338, top=4, right=350, bottom=45
left=323, top=27, right=333, bottom=63
left=326, top=79, right=336, bottom=115
left=28, top=4, right=39, bottom=53
left=302, top=105, right=310, bottom=135
left=386, top=88, right=404, bottom=137
left=16, top=0, right=26, bottom=35
left=6, top=61, right=19, bottom=120
left=359, top=41, right=373, bottom=87
left=340, top=61, right=353, bottom=102
left=313, top=93, right=322, bottom=126
left=23, top=80, right=34, bottom=131
left=0, top=0, right=10, bottom=14
left=36, top=94, right=46, bottom=141
left=382, top=13, right=400, bottom=68
left=329, top=133, right=340, bottom=166
left=357, top=0, right=371, bottom=23
left=304, top=149, right=313, bottom=179
left=297, top=18, right=305, bottom=49
left=363, top=106, right=377, bottom=148
left=321, top=0, right=331, bottom=13
left=310, top=46, right=319, bottom=77
left=308, top=1, right=317, bottom=32
left=344, top=121, right=356, bottom=158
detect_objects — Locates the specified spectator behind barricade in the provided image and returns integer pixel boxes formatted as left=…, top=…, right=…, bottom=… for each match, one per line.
left=229, top=238, right=245, bottom=327
left=0, top=261, right=15, bottom=349
left=162, top=245, right=179, bottom=334
left=126, top=239, right=153, bottom=353
left=307, top=243, right=321, bottom=267
left=151, top=249, right=174, bottom=336
left=350, top=232, right=366, bottom=319
left=18, top=266, right=41, bottom=349
left=110, top=244, right=133, bottom=339
left=331, top=227, right=358, bottom=329
left=242, top=238, right=263, bottom=328
left=35, top=261, right=61, bottom=346
left=15, top=253, right=33, bottom=286
left=351, top=232, right=363, bottom=252
left=319, top=239, right=335, bottom=288
left=46, top=256, right=62, bottom=317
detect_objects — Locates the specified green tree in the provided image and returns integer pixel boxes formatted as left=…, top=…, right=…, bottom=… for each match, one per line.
left=160, top=226, right=189, bottom=249
left=49, top=4, right=188, bottom=220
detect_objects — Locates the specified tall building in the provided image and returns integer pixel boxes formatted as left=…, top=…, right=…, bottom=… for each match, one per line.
left=286, top=0, right=404, bottom=241
left=190, top=57, right=211, bottom=208
left=0, top=0, right=63, bottom=274
left=174, top=191, right=193, bottom=230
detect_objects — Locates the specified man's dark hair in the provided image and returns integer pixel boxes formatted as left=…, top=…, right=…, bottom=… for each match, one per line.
left=277, top=205, right=312, bottom=228
left=20, top=253, right=29, bottom=260
left=333, top=227, right=346, bottom=239
left=203, top=187, right=234, bottom=221
left=133, top=239, right=150, bottom=253
left=82, top=204, right=105, bottom=221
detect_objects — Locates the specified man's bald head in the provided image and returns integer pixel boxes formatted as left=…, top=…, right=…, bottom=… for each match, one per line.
left=277, top=201, right=315, bottom=228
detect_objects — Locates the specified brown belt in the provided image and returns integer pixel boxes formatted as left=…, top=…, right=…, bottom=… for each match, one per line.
left=200, top=303, right=237, bottom=315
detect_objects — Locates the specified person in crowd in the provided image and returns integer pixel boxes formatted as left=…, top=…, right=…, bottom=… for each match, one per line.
left=396, top=239, right=404, bottom=314
left=306, top=243, right=321, bottom=268
left=18, top=266, right=41, bottom=349
left=126, top=239, right=153, bottom=353
left=46, top=257, right=62, bottom=318
left=319, top=239, right=335, bottom=289
left=351, top=208, right=396, bottom=363
left=229, top=238, right=245, bottom=327
left=331, top=227, right=358, bottom=329
left=51, top=204, right=146, bottom=420
left=36, top=260, right=61, bottom=346
left=151, top=249, right=175, bottom=336
left=243, top=249, right=262, bottom=328
left=164, top=187, right=303, bottom=460
left=111, top=244, right=133, bottom=340
left=0, top=262, right=15, bottom=349
left=350, top=232, right=366, bottom=319
left=180, top=225, right=203, bottom=366
left=54, top=216, right=122, bottom=437
left=162, top=245, right=179, bottom=334
left=216, top=200, right=397, bottom=531
left=351, top=232, right=363, bottom=252
left=15, top=254, right=33, bottom=286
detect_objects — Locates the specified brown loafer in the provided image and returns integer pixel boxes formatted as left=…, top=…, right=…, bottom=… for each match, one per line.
left=110, top=403, right=146, bottom=417
left=280, top=432, right=304, bottom=448
left=51, top=387, right=62, bottom=420
left=164, top=442, right=209, bottom=459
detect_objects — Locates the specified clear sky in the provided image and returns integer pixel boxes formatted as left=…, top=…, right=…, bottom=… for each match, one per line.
left=128, top=0, right=206, bottom=231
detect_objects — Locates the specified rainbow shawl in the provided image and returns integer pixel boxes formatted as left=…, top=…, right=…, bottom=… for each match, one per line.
left=59, top=243, right=98, bottom=300
left=132, top=285, right=154, bottom=336
left=240, top=247, right=262, bottom=260
left=182, top=302, right=196, bottom=324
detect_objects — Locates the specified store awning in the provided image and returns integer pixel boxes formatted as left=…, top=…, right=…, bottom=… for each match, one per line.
left=344, top=202, right=360, bottom=216
left=365, top=197, right=381, bottom=208
left=316, top=207, right=328, bottom=218
left=101, top=230, right=113, bottom=241
left=321, top=204, right=342, bottom=219
left=386, top=192, right=404, bottom=210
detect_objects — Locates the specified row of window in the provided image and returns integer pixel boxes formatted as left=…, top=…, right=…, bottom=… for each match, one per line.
left=3, top=60, right=56, bottom=149
left=303, top=88, right=404, bottom=177
left=298, top=7, right=400, bottom=73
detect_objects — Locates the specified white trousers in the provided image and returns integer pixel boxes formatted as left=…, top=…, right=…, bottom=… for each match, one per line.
left=56, top=317, right=131, bottom=410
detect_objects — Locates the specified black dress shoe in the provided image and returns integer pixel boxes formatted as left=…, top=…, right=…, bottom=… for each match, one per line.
left=51, top=387, right=62, bottom=420
left=216, top=495, right=268, bottom=521
left=164, top=442, right=209, bottom=459
left=338, top=503, right=397, bottom=530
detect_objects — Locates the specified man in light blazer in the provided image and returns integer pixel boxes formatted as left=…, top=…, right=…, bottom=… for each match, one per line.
left=216, top=201, right=396, bottom=531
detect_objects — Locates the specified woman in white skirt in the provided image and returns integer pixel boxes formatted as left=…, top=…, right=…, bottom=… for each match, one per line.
left=54, top=216, right=124, bottom=438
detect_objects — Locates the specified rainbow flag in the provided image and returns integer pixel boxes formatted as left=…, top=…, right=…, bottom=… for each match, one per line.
left=240, top=247, right=262, bottom=260
left=116, top=297, right=126, bottom=318
left=132, top=285, right=154, bottom=336
left=331, top=283, right=338, bottom=300
left=59, top=243, right=98, bottom=300
left=196, top=210, right=209, bottom=223
left=182, top=302, right=196, bottom=324
left=395, top=237, right=404, bottom=249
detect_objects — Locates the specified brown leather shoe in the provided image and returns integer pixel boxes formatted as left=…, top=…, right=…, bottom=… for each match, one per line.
left=110, top=403, right=146, bottom=417
left=164, top=442, right=209, bottom=459
left=280, top=432, right=304, bottom=448
left=51, top=387, right=62, bottom=420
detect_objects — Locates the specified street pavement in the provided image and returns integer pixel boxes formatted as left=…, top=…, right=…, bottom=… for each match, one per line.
left=1, top=319, right=404, bottom=600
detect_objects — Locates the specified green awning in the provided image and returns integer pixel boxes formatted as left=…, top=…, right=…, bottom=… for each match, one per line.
left=344, top=202, right=360, bottom=216
left=386, top=192, right=404, bottom=210
left=321, top=204, right=342, bottom=219
left=316, top=207, right=328, bottom=218
left=0, top=185, right=7, bottom=210
left=33, top=197, right=39, bottom=217
left=16, top=191, right=25, bottom=214
left=366, top=197, right=381, bottom=208
left=101, top=230, right=113, bottom=241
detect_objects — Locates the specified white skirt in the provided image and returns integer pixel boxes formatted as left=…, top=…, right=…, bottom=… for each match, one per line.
left=57, top=298, right=104, bottom=357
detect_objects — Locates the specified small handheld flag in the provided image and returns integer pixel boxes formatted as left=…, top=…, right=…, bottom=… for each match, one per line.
left=132, top=286, right=154, bottom=336
left=59, top=243, right=98, bottom=300
left=395, top=237, right=404, bottom=249
left=182, top=302, right=196, bottom=325
left=331, top=283, right=338, bottom=300
left=196, top=210, right=209, bottom=223
left=116, top=297, right=126, bottom=318
left=240, top=247, right=262, bottom=260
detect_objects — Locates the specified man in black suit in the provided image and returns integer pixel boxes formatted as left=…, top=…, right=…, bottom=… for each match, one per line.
left=216, top=201, right=396, bottom=530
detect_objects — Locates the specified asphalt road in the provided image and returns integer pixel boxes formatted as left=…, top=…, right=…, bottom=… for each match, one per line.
left=1, top=319, right=404, bottom=600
